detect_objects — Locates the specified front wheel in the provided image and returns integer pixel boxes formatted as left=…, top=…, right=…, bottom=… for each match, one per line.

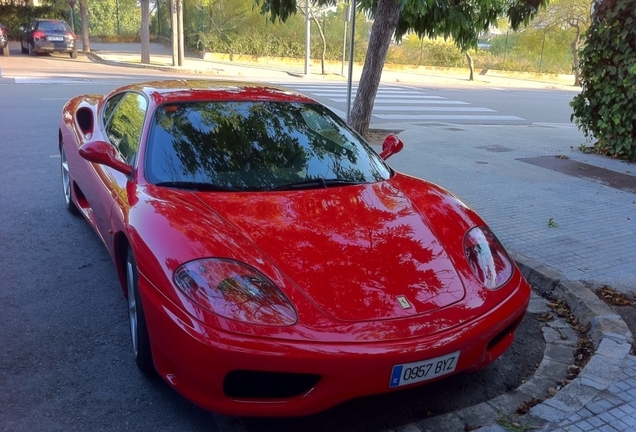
left=60, top=146, right=79, bottom=215
left=126, top=249, right=154, bottom=374
left=28, top=42, right=36, bottom=56
left=70, top=49, right=77, bottom=59
left=1, top=45, right=9, bottom=56
left=21, top=41, right=27, bottom=54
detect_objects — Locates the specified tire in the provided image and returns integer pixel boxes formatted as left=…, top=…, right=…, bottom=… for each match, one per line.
left=28, top=42, right=36, bottom=56
left=60, top=146, right=80, bottom=215
left=21, top=41, right=27, bottom=54
left=70, top=49, right=77, bottom=59
left=1, top=45, right=8, bottom=56
left=126, top=248, right=155, bottom=374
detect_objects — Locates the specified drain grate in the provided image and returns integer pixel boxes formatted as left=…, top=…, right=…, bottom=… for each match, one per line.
left=477, top=145, right=513, bottom=153
left=518, top=156, right=636, bottom=194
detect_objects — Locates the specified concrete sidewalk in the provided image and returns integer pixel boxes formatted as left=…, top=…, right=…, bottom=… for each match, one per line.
left=85, top=43, right=636, bottom=431
left=87, top=42, right=579, bottom=90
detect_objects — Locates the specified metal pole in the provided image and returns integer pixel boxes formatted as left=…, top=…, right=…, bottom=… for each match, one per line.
left=503, top=30, right=508, bottom=66
left=178, top=0, right=184, bottom=66
left=346, top=0, right=356, bottom=123
left=171, top=0, right=178, bottom=66
left=304, top=0, right=311, bottom=75
left=539, top=32, right=546, bottom=73
left=116, top=0, right=120, bottom=36
left=341, top=2, right=350, bottom=77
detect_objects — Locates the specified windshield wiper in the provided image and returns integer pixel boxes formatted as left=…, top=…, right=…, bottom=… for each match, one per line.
left=155, top=181, right=243, bottom=192
left=269, top=178, right=364, bottom=191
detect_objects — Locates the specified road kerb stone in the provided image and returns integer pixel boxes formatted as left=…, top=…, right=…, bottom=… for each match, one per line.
left=414, top=412, right=466, bottom=432
left=473, top=253, right=633, bottom=431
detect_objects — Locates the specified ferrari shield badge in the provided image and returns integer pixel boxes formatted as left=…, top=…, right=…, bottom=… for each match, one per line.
left=397, top=295, right=412, bottom=309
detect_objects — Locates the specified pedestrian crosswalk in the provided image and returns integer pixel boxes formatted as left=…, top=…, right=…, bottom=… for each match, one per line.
left=283, top=83, right=527, bottom=125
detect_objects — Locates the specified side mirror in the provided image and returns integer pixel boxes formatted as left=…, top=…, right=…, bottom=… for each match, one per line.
left=379, top=134, right=404, bottom=160
left=79, top=141, right=133, bottom=176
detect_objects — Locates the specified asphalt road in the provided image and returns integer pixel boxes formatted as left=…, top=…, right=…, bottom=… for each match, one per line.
left=0, top=44, right=580, bottom=126
left=0, top=52, right=552, bottom=432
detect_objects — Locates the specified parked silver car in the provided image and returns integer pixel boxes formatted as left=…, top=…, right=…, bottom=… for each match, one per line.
left=20, top=18, right=77, bottom=58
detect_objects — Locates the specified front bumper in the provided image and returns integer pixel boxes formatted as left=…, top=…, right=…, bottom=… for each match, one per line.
left=139, top=272, right=530, bottom=417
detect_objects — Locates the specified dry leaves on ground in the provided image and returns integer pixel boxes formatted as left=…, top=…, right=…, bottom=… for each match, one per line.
left=596, top=285, right=635, bottom=306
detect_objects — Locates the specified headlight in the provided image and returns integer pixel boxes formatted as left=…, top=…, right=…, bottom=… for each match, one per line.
left=464, top=226, right=513, bottom=290
left=173, top=259, right=297, bottom=325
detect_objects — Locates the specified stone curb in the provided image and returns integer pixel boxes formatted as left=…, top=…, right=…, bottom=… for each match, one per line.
left=512, top=250, right=634, bottom=348
left=511, top=251, right=633, bottom=431
left=86, top=52, right=226, bottom=76
left=386, top=252, right=633, bottom=432
left=85, top=52, right=304, bottom=79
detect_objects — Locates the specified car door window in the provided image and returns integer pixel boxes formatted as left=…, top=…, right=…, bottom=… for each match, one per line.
left=104, top=92, right=148, bottom=165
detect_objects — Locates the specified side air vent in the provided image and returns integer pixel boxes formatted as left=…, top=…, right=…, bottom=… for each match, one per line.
left=76, top=107, right=94, bottom=136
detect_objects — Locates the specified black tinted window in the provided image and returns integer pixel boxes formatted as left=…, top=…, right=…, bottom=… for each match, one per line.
left=145, top=101, right=390, bottom=191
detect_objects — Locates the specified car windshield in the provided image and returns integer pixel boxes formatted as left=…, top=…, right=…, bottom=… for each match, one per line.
left=145, top=100, right=391, bottom=191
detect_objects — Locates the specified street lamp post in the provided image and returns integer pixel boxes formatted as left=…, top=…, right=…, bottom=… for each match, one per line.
left=346, top=0, right=356, bottom=123
left=305, top=0, right=311, bottom=75
left=341, top=1, right=350, bottom=77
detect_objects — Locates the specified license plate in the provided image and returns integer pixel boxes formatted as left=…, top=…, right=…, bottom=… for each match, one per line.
left=48, top=36, right=64, bottom=41
left=389, top=351, right=460, bottom=388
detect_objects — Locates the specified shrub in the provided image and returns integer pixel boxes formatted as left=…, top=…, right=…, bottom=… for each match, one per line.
left=570, top=0, right=636, bottom=161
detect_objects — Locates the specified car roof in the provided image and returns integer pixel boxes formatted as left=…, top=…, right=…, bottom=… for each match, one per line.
left=116, top=80, right=318, bottom=105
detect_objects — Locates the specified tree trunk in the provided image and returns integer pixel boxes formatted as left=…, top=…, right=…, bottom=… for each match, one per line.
left=348, top=0, right=401, bottom=138
left=79, top=0, right=90, bottom=52
left=141, top=0, right=150, bottom=64
left=571, top=27, right=581, bottom=87
left=465, top=52, right=474, bottom=81
left=310, top=13, right=327, bottom=75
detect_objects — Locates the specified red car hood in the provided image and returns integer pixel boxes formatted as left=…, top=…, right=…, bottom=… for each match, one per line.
left=194, top=180, right=466, bottom=322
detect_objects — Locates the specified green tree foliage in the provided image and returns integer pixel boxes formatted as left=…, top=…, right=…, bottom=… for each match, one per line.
left=0, top=4, right=65, bottom=38
left=489, top=27, right=577, bottom=73
left=87, top=0, right=141, bottom=36
left=525, top=0, right=590, bottom=84
left=158, top=0, right=369, bottom=61
left=255, top=0, right=547, bottom=137
left=570, top=0, right=636, bottom=161
left=389, top=36, right=465, bottom=67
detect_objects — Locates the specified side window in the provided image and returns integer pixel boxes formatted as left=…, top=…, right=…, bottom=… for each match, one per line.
left=104, top=93, right=148, bottom=165
left=102, top=93, right=125, bottom=129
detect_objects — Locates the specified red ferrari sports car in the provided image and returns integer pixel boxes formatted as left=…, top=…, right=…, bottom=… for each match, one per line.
left=58, top=79, right=530, bottom=417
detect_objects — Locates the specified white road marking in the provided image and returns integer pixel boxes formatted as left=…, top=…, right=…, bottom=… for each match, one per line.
left=331, top=98, right=470, bottom=104
left=376, top=114, right=524, bottom=120
left=372, top=106, right=494, bottom=112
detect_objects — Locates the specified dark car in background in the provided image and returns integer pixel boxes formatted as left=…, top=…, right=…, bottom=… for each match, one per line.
left=0, top=22, right=9, bottom=56
left=20, top=18, right=77, bottom=58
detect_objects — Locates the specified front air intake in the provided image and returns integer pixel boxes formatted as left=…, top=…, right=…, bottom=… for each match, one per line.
left=223, top=370, right=321, bottom=399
